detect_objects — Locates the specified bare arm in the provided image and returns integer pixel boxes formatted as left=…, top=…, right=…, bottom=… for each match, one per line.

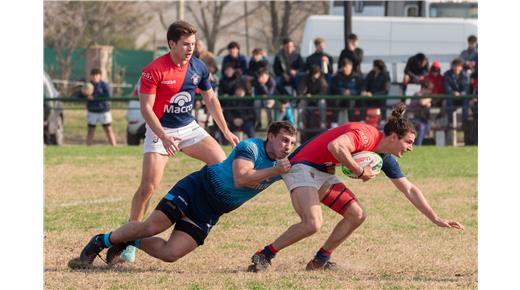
left=391, top=177, right=464, bottom=230
left=327, top=134, right=374, bottom=181
left=200, top=88, right=239, bottom=147
left=140, top=93, right=179, bottom=156
left=232, top=158, right=291, bottom=188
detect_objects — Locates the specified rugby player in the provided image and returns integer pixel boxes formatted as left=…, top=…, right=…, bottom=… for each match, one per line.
left=69, top=122, right=296, bottom=268
left=248, top=103, right=464, bottom=272
left=121, top=20, right=240, bottom=262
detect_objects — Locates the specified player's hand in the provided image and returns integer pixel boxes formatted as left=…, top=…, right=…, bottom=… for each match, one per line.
left=275, top=158, right=291, bottom=174
left=433, top=218, right=465, bottom=230
left=161, top=135, right=181, bottom=156
left=224, top=131, right=240, bottom=148
left=359, top=166, right=376, bottom=182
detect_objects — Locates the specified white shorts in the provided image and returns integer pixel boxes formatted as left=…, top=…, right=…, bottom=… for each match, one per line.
left=143, top=120, right=210, bottom=154
left=282, top=163, right=342, bottom=192
left=87, top=111, right=112, bottom=126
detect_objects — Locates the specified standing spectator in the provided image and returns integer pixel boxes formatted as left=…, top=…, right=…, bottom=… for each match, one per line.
left=247, top=48, right=269, bottom=78
left=424, top=61, right=445, bottom=95
left=221, top=41, right=248, bottom=76
left=443, top=58, right=470, bottom=124
left=459, top=35, right=478, bottom=74
left=253, top=68, right=277, bottom=128
left=80, top=68, right=117, bottom=146
left=273, top=38, right=305, bottom=95
left=338, top=33, right=364, bottom=73
left=403, top=53, right=429, bottom=89
left=298, top=65, right=329, bottom=130
left=305, top=37, right=334, bottom=80
left=408, top=81, right=434, bottom=145
left=194, top=39, right=218, bottom=89
left=330, top=59, right=364, bottom=124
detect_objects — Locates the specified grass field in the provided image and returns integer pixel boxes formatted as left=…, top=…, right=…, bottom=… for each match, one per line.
left=44, top=142, right=477, bottom=289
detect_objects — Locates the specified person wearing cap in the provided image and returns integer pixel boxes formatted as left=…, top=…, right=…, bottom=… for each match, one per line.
left=424, top=61, right=445, bottom=96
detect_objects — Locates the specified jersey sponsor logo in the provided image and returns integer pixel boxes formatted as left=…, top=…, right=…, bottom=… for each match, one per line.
left=191, top=74, right=200, bottom=85
left=356, top=129, right=369, bottom=147
left=163, top=92, right=193, bottom=114
left=141, top=72, right=152, bottom=80
left=161, top=80, right=177, bottom=85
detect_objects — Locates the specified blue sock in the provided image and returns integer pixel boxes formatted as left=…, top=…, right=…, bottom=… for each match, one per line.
left=261, top=244, right=278, bottom=260
left=314, top=247, right=331, bottom=262
left=128, top=240, right=141, bottom=249
left=95, top=232, right=112, bottom=248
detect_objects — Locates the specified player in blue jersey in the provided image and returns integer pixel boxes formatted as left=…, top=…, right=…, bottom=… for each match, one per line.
left=68, top=122, right=296, bottom=268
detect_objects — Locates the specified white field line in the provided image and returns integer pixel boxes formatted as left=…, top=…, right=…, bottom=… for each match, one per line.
left=47, top=197, right=125, bottom=208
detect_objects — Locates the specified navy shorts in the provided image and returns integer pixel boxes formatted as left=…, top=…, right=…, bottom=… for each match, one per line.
left=158, top=170, right=220, bottom=235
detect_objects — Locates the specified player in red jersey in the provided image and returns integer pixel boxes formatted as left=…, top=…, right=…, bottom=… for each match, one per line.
left=121, top=21, right=240, bottom=262
left=248, top=103, right=464, bottom=272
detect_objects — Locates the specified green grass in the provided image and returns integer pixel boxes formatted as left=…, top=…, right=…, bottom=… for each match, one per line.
left=44, top=145, right=477, bottom=289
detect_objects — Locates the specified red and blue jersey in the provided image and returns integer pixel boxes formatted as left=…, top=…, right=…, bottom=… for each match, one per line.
left=140, top=53, right=212, bottom=128
left=289, top=122, right=404, bottom=179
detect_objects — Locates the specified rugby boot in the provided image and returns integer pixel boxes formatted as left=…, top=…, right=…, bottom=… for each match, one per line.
left=78, top=235, right=105, bottom=265
left=106, top=243, right=129, bottom=265
left=247, top=251, right=272, bottom=272
left=305, top=258, right=338, bottom=271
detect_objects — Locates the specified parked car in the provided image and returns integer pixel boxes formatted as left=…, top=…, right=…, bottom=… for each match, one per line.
left=44, top=72, right=64, bottom=145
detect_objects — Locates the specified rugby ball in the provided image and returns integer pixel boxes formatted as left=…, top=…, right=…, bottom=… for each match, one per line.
left=341, top=151, right=383, bottom=178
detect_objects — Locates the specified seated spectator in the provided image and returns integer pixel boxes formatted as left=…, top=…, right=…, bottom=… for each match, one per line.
left=276, top=100, right=295, bottom=125
left=443, top=58, right=470, bottom=124
left=330, top=58, right=364, bottom=123
left=408, top=81, right=434, bottom=146
left=221, top=41, right=248, bottom=76
left=253, top=68, right=277, bottom=129
left=298, top=65, right=329, bottom=130
left=227, top=84, right=256, bottom=140
left=361, top=59, right=390, bottom=117
left=273, top=38, right=305, bottom=95
left=247, top=48, right=269, bottom=79
left=424, top=61, right=445, bottom=96
left=403, top=53, right=429, bottom=89
left=459, top=35, right=478, bottom=75
left=195, top=39, right=218, bottom=89
left=338, top=33, right=364, bottom=73
left=218, top=63, right=245, bottom=96
left=305, top=37, right=334, bottom=80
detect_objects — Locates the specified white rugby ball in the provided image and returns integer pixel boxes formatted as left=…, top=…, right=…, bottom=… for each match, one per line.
left=341, top=151, right=383, bottom=178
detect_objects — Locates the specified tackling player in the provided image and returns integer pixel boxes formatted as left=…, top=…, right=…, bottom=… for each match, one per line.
left=69, top=122, right=296, bottom=268
left=121, top=21, right=240, bottom=262
left=248, top=103, right=464, bottom=272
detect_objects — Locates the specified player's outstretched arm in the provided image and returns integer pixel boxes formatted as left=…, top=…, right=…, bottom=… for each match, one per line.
left=233, top=158, right=291, bottom=188
left=201, top=89, right=239, bottom=147
left=391, top=177, right=465, bottom=230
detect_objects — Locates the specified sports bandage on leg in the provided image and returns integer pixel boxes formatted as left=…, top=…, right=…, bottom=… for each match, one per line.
left=320, top=183, right=357, bottom=215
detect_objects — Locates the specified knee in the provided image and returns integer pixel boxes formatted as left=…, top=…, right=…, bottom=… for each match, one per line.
left=302, top=216, right=323, bottom=235
left=161, top=252, right=181, bottom=263
left=346, top=206, right=367, bottom=227
left=137, top=182, right=156, bottom=199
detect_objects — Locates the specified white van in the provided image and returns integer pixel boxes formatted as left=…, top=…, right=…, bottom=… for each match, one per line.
left=299, top=15, right=477, bottom=60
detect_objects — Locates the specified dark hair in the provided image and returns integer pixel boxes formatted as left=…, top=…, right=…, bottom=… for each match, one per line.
left=167, top=21, right=197, bottom=48
left=314, top=37, right=324, bottom=46
left=252, top=48, right=264, bottom=56
left=227, top=41, right=240, bottom=50
left=467, top=35, right=477, bottom=43
left=451, top=57, right=464, bottom=67
left=223, top=62, right=235, bottom=71
left=415, top=53, right=427, bottom=63
left=267, top=121, right=296, bottom=136
left=373, top=59, right=386, bottom=71
left=420, top=80, right=433, bottom=90
left=309, top=65, right=322, bottom=75
left=347, top=33, right=358, bottom=41
left=256, top=67, right=269, bottom=77
left=282, top=38, right=293, bottom=45
left=383, top=103, right=416, bottom=139
left=90, top=68, right=102, bottom=76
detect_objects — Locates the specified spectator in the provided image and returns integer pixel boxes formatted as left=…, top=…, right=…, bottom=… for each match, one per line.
left=361, top=59, right=391, bottom=96
left=338, top=33, right=364, bottom=73
left=298, top=65, right=329, bottom=130
left=276, top=100, right=296, bottom=125
left=408, top=81, right=434, bottom=145
left=194, top=39, right=218, bottom=89
left=459, top=35, right=478, bottom=74
left=330, top=58, right=364, bottom=123
left=77, top=68, right=117, bottom=146
left=247, top=48, right=269, bottom=78
left=221, top=41, right=248, bottom=76
left=218, top=63, right=245, bottom=96
left=226, top=84, right=256, bottom=140
left=403, top=53, right=429, bottom=89
left=424, top=61, right=445, bottom=95
left=273, top=38, right=305, bottom=95
left=253, top=68, right=277, bottom=128
left=443, top=58, right=470, bottom=124
left=305, top=37, right=334, bottom=80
